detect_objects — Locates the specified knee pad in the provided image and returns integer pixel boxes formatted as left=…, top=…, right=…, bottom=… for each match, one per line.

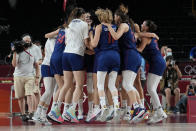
left=108, top=71, right=118, bottom=92
left=86, top=73, right=94, bottom=94
left=97, top=71, right=107, bottom=92
left=122, top=71, right=136, bottom=92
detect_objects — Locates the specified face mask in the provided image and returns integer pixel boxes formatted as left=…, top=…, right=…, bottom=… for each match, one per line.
left=167, top=52, right=172, bottom=56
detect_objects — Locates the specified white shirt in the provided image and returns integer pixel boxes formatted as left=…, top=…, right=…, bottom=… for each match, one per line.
left=32, top=44, right=42, bottom=62
left=64, top=19, right=89, bottom=56
left=42, top=38, right=56, bottom=65
left=13, top=46, right=37, bottom=77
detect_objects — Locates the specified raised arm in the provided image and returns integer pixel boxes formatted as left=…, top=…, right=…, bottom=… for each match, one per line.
left=137, top=32, right=159, bottom=40
left=90, top=24, right=102, bottom=48
left=45, top=29, right=60, bottom=38
left=106, top=23, right=127, bottom=40
left=137, top=37, right=150, bottom=52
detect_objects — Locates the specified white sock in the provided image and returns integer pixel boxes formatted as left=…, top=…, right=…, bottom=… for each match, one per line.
left=41, top=107, right=48, bottom=117
left=78, top=99, right=83, bottom=113
left=122, top=100, right=127, bottom=109
left=88, top=101, right=93, bottom=112
left=36, top=105, right=43, bottom=114
left=141, top=99, right=144, bottom=107
left=51, top=101, right=57, bottom=110
left=100, top=96, right=106, bottom=109
left=109, top=105, right=113, bottom=110
left=57, top=101, right=63, bottom=109
left=127, top=106, right=131, bottom=111
left=112, top=96, right=119, bottom=109
left=94, top=105, right=100, bottom=109
left=63, top=103, right=70, bottom=114
left=72, top=102, right=77, bottom=110
left=133, top=102, right=140, bottom=109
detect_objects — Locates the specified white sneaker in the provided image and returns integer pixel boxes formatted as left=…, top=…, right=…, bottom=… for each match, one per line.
left=85, top=110, right=93, bottom=122
left=86, top=107, right=101, bottom=122
left=32, top=112, right=40, bottom=121
left=77, top=110, right=84, bottom=120
left=99, top=108, right=109, bottom=122
left=40, top=116, right=52, bottom=126
left=123, top=111, right=132, bottom=121
left=148, top=109, right=167, bottom=124
left=62, top=112, right=70, bottom=122
left=112, top=108, right=121, bottom=122
left=106, top=108, right=114, bottom=121
left=120, top=108, right=126, bottom=119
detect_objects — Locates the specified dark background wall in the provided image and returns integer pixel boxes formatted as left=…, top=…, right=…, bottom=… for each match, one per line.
left=0, top=0, right=194, bottom=60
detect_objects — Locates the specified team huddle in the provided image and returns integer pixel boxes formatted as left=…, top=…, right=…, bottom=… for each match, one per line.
left=32, top=5, right=167, bottom=125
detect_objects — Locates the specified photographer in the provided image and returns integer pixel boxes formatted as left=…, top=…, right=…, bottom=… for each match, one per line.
left=22, top=35, right=42, bottom=116
left=174, top=76, right=196, bottom=113
left=12, top=38, right=40, bottom=121
left=162, top=56, right=182, bottom=112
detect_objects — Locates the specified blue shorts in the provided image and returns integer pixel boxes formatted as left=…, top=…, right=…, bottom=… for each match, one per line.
left=84, top=54, right=94, bottom=73
left=50, top=54, right=63, bottom=76
left=41, top=65, right=54, bottom=77
left=148, top=55, right=166, bottom=76
left=93, top=54, right=98, bottom=73
left=97, top=50, right=120, bottom=72
left=122, top=49, right=141, bottom=73
left=62, top=53, right=84, bottom=71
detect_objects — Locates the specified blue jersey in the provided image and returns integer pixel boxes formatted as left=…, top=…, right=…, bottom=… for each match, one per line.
left=52, top=29, right=65, bottom=55
left=98, top=25, right=119, bottom=51
left=119, top=25, right=137, bottom=51
left=142, top=38, right=162, bottom=61
left=142, top=38, right=166, bottom=76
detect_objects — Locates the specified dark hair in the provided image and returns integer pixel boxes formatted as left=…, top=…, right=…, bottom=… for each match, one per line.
left=144, top=20, right=157, bottom=32
left=67, top=7, right=85, bottom=27
left=115, top=4, right=129, bottom=24
left=166, top=56, right=173, bottom=62
left=90, top=11, right=100, bottom=27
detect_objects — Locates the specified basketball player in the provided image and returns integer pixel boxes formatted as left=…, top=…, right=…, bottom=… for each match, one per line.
left=138, top=20, right=167, bottom=123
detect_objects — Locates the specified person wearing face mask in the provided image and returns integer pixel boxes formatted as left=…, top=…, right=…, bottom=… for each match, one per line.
left=161, top=56, right=182, bottom=113
left=22, top=34, right=42, bottom=119
left=174, top=76, right=196, bottom=114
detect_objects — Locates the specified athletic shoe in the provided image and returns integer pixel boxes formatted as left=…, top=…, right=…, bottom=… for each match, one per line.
left=120, top=108, right=126, bottom=119
left=99, top=108, right=109, bottom=122
left=47, top=108, right=63, bottom=123
left=147, top=109, right=167, bottom=124
left=40, top=115, right=52, bottom=126
left=32, top=112, right=40, bottom=121
left=130, top=107, right=145, bottom=123
left=85, top=110, right=93, bottom=122
left=77, top=110, right=84, bottom=120
left=86, top=107, right=101, bottom=122
left=21, top=114, right=29, bottom=122
left=66, top=107, right=79, bottom=123
left=106, top=108, right=114, bottom=121
left=112, top=108, right=121, bottom=122
left=123, top=111, right=132, bottom=121
left=62, top=112, right=70, bottom=122
left=27, top=113, right=34, bottom=120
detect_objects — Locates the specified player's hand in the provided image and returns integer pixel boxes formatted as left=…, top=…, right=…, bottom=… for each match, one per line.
left=152, top=33, right=159, bottom=40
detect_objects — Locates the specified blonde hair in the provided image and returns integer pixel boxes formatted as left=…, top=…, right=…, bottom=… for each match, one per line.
left=95, top=8, right=113, bottom=24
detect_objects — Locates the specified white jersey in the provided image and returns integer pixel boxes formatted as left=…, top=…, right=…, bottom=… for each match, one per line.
left=32, top=44, right=42, bottom=62
left=42, top=38, right=56, bottom=65
left=64, top=19, right=88, bottom=56
left=13, top=46, right=37, bottom=77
